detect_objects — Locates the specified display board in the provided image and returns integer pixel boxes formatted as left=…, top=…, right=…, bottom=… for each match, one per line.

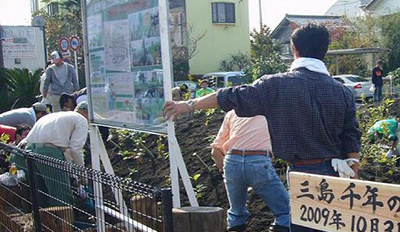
left=1, top=26, right=37, bottom=58
left=0, top=26, right=46, bottom=71
left=290, top=172, right=400, bottom=231
left=85, top=0, right=166, bottom=134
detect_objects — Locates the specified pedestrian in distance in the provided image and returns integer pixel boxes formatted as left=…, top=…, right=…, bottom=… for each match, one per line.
left=195, top=79, right=214, bottom=98
left=42, top=51, right=79, bottom=112
left=372, top=60, right=384, bottom=102
left=211, top=110, right=290, bottom=232
left=172, top=84, right=189, bottom=101
left=163, top=24, right=362, bottom=232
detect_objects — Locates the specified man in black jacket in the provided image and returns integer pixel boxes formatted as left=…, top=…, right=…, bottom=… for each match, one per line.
left=372, top=60, right=383, bottom=102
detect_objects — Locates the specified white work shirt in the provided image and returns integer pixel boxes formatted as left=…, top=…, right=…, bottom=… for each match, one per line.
left=26, top=111, right=88, bottom=166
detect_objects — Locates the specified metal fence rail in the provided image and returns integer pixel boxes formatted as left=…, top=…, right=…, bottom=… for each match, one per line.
left=0, top=142, right=173, bottom=232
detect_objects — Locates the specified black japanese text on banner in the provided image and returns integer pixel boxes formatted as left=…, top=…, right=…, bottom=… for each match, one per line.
left=289, top=172, right=400, bottom=232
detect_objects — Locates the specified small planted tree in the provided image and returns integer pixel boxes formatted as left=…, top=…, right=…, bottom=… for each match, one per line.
left=219, top=52, right=250, bottom=71
left=244, top=25, right=287, bottom=81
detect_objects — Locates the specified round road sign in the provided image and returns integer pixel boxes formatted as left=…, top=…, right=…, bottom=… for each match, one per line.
left=70, top=36, right=80, bottom=51
left=59, top=37, right=69, bottom=52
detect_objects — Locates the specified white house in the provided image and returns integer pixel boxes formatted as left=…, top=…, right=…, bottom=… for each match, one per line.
left=325, top=0, right=368, bottom=18
left=326, top=0, right=400, bottom=17
left=361, top=0, right=400, bottom=15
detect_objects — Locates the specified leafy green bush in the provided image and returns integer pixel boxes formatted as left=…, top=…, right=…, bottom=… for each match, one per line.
left=388, top=67, right=400, bottom=86
left=219, top=52, right=250, bottom=71
left=0, top=68, right=42, bottom=113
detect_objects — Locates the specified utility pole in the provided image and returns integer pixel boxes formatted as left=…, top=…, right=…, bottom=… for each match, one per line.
left=0, top=25, right=3, bottom=68
left=259, top=0, right=263, bottom=30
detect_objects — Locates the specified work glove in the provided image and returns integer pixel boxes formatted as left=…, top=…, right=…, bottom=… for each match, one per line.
left=386, top=150, right=394, bottom=159
left=331, top=158, right=359, bottom=179
left=41, top=97, right=51, bottom=105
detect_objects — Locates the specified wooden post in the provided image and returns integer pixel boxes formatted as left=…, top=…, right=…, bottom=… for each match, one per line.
left=39, top=206, right=73, bottom=232
left=0, top=184, right=22, bottom=209
left=172, top=207, right=226, bottom=232
left=131, top=195, right=162, bottom=231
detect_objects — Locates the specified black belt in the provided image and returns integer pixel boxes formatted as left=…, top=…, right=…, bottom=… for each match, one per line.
left=292, top=158, right=333, bottom=166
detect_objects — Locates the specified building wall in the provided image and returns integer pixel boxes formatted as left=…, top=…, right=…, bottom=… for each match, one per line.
left=325, top=0, right=364, bottom=18
left=367, top=0, right=400, bottom=15
left=37, top=0, right=62, bottom=12
left=186, top=0, right=250, bottom=75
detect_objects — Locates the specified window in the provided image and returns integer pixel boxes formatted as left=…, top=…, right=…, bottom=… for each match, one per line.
left=334, top=77, right=345, bottom=84
left=347, top=76, right=368, bottom=82
left=281, top=44, right=291, bottom=55
left=47, top=2, right=59, bottom=16
left=228, top=75, right=249, bottom=86
left=212, top=3, right=235, bottom=23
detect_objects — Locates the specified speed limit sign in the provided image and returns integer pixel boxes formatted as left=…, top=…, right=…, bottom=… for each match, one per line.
left=70, top=36, right=80, bottom=51
left=59, top=37, right=69, bottom=52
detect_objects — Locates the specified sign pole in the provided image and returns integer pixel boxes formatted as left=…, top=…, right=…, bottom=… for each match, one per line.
left=0, top=25, right=4, bottom=68
left=81, top=2, right=105, bottom=230
left=74, top=50, right=79, bottom=81
left=70, top=36, right=80, bottom=84
left=159, top=0, right=198, bottom=207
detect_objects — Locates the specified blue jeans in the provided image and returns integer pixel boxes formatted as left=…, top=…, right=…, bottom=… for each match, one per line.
left=288, top=160, right=339, bottom=232
left=374, top=85, right=382, bottom=102
left=223, top=154, right=290, bottom=230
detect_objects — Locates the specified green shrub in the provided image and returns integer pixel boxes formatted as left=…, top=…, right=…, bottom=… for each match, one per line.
left=0, top=68, right=42, bottom=113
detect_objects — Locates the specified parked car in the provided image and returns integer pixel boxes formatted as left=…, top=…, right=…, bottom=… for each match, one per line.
left=333, top=75, right=373, bottom=99
left=203, top=71, right=251, bottom=89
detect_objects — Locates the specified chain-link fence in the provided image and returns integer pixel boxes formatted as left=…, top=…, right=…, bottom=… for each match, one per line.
left=0, top=142, right=173, bottom=232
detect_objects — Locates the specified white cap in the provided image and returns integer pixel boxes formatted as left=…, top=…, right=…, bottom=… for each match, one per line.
left=76, top=95, right=88, bottom=105
left=50, top=51, right=61, bottom=60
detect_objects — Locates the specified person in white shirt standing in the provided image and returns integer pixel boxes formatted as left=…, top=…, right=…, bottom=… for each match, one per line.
left=42, top=51, right=79, bottom=112
left=11, top=101, right=89, bottom=207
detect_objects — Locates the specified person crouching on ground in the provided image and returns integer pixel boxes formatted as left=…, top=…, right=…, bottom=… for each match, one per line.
left=368, top=118, right=400, bottom=166
left=11, top=101, right=89, bottom=207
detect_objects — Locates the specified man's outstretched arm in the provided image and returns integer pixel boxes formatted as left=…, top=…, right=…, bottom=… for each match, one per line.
left=164, top=92, right=219, bottom=121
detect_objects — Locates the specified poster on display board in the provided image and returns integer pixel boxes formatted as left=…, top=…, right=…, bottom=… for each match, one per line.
left=1, top=26, right=37, bottom=58
left=85, top=0, right=166, bottom=134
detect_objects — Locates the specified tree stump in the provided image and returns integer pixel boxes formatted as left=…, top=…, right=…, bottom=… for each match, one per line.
left=172, top=207, right=226, bottom=232
left=39, top=206, right=73, bottom=232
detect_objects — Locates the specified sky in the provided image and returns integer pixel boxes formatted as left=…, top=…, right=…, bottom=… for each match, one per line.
left=0, top=0, right=337, bottom=30
left=0, top=0, right=31, bottom=26
left=249, top=0, right=338, bottom=31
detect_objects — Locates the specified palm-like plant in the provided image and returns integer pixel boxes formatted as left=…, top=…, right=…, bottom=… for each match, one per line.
left=4, top=68, right=42, bottom=110
left=0, top=68, right=13, bottom=112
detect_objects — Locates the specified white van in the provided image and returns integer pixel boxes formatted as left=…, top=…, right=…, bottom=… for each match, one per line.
left=203, top=71, right=250, bottom=89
